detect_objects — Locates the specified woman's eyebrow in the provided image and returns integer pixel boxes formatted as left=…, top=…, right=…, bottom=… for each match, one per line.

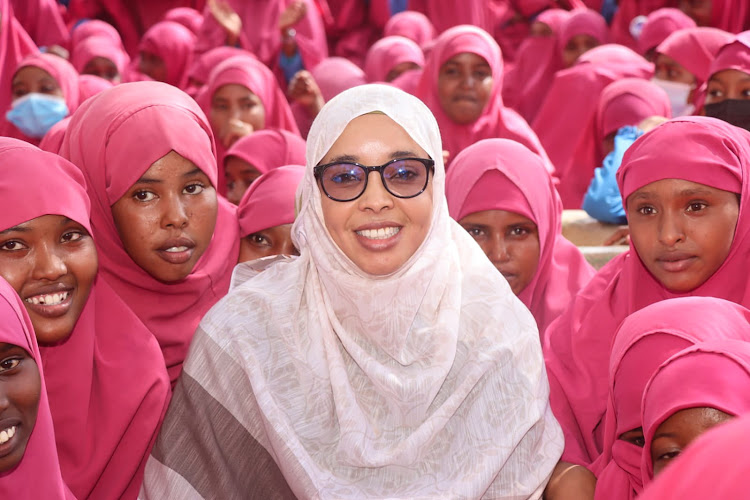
left=390, top=150, right=421, bottom=159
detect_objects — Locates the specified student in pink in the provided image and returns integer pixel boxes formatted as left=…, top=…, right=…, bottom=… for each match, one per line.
left=163, top=6, right=203, bottom=35
left=637, top=8, right=696, bottom=60
left=71, top=35, right=130, bottom=83
left=59, top=82, right=240, bottom=387
left=446, top=138, right=595, bottom=335
left=364, top=36, right=424, bottom=84
left=558, top=8, right=609, bottom=68
left=543, top=116, right=750, bottom=471
left=137, top=20, right=196, bottom=89
left=415, top=25, right=553, bottom=172
left=383, top=11, right=436, bottom=49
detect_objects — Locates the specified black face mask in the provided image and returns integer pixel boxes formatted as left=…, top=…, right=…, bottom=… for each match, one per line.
left=704, top=99, right=750, bottom=132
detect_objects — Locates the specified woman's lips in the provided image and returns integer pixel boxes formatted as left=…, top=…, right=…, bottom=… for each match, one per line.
left=656, top=253, right=697, bottom=273
left=354, top=225, right=403, bottom=252
left=156, top=238, right=196, bottom=265
left=0, top=420, right=21, bottom=459
left=23, top=289, right=74, bottom=318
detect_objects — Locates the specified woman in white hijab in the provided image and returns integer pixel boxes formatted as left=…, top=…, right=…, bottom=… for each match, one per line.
left=141, top=84, right=562, bottom=499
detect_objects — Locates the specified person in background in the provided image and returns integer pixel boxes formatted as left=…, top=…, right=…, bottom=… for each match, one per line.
left=704, top=34, right=750, bottom=131
left=71, top=35, right=130, bottom=83
left=636, top=8, right=696, bottom=60
left=559, top=9, right=609, bottom=68
left=137, top=21, right=196, bottom=89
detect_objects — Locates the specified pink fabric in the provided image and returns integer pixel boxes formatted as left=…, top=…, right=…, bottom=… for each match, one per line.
left=364, top=36, right=424, bottom=83
left=224, top=128, right=306, bottom=175
left=311, top=56, right=366, bottom=101
left=71, top=35, right=131, bottom=79
left=163, top=7, right=203, bottom=34
left=187, top=46, right=250, bottom=87
left=609, top=0, right=674, bottom=50
left=389, top=68, right=422, bottom=95
left=559, top=8, right=610, bottom=49
left=10, top=0, right=69, bottom=49
left=415, top=25, right=554, bottom=174
left=709, top=0, right=750, bottom=33
left=532, top=44, right=653, bottom=208
left=503, top=9, right=570, bottom=123
left=656, top=27, right=734, bottom=85
left=59, top=81, right=240, bottom=386
left=383, top=10, right=436, bottom=48
left=708, top=36, right=750, bottom=81
left=70, top=19, right=124, bottom=51
left=408, top=0, right=492, bottom=34
left=637, top=8, right=696, bottom=55
left=38, top=116, right=69, bottom=154
left=596, top=78, right=672, bottom=144
left=318, top=0, right=375, bottom=67
left=78, top=74, right=114, bottom=102
left=0, top=0, right=37, bottom=116
left=238, top=164, right=304, bottom=236
left=641, top=340, right=750, bottom=483
left=445, top=138, right=595, bottom=335
left=543, top=117, right=750, bottom=467
left=138, top=20, right=196, bottom=88
left=0, top=137, right=170, bottom=499
left=0, top=276, right=72, bottom=498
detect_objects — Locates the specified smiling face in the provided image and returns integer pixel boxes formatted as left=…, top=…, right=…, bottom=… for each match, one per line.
left=82, top=56, right=120, bottom=83
left=225, top=156, right=262, bottom=205
left=11, top=66, right=63, bottom=101
left=0, top=343, right=41, bottom=473
left=0, top=215, right=98, bottom=344
left=238, top=224, right=298, bottom=263
left=318, top=113, right=433, bottom=276
left=562, top=34, right=600, bottom=68
left=459, top=209, right=540, bottom=295
left=437, top=52, right=493, bottom=124
left=210, top=84, right=266, bottom=139
left=110, top=151, right=218, bottom=282
left=626, top=178, right=739, bottom=293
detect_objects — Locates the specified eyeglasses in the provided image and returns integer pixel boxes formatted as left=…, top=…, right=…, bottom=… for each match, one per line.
left=314, top=157, right=434, bottom=202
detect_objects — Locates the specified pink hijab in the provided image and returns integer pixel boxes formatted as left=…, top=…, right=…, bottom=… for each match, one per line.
left=445, top=138, right=595, bottom=335
left=637, top=8, right=696, bottom=56
left=707, top=36, right=750, bottom=81
left=224, top=128, right=306, bottom=175
left=163, top=6, right=203, bottom=35
left=591, top=298, right=750, bottom=500
left=596, top=78, right=672, bottom=146
left=609, top=0, right=674, bottom=49
left=9, top=0, right=68, bottom=49
left=0, top=277, right=72, bottom=498
left=69, top=19, right=124, bottom=51
left=641, top=340, right=750, bottom=484
left=78, top=74, right=114, bottom=102
left=59, top=81, right=240, bottom=386
left=543, top=116, right=750, bottom=467
left=415, top=25, right=554, bottom=172
left=532, top=44, right=653, bottom=208
left=364, top=36, right=424, bottom=83
left=0, top=137, right=170, bottom=499
left=138, top=20, right=196, bottom=89
left=383, top=11, right=436, bottom=48
left=0, top=0, right=37, bottom=116
left=559, top=8, right=610, bottom=50
left=238, top=164, right=304, bottom=237
left=71, top=35, right=131, bottom=80
left=311, top=56, right=367, bottom=101
left=656, top=27, right=735, bottom=86
left=186, top=46, right=249, bottom=88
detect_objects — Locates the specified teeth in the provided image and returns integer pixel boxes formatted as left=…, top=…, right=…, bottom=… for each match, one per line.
left=0, top=426, right=16, bottom=444
left=356, top=227, right=400, bottom=240
left=24, top=291, right=68, bottom=306
left=165, top=246, right=188, bottom=253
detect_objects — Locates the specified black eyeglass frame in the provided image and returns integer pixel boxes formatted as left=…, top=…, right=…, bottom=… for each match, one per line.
left=314, top=157, right=435, bottom=202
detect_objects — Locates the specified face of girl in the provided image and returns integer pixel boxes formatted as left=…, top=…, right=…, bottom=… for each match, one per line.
left=459, top=209, right=540, bottom=295
left=437, top=52, right=493, bottom=124
left=82, top=56, right=120, bottom=83
left=138, top=51, right=167, bottom=82
left=318, top=113, right=433, bottom=276
left=679, top=0, right=712, bottom=26
left=706, top=69, right=750, bottom=105
left=11, top=66, right=63, bottom=101
left=651, top=407, right=731, bottom=476
left=110, top=151, right=218, bottom=282
left=626, top=178, right=739, bottom=293
left=238, top=224, right=298, bottom=263
left=210, top=84, right=266, bottom=142
left=0, top=343, right=41, bottom=473
left=225, top=156, right=262, bottom=205
left=0, top=215, right=98, bottom=344
left=562, top=34, right=600, bottom=68
left=654, top=54, right=696, bottom=85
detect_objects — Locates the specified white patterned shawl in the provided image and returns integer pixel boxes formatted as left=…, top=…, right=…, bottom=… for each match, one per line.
left=141, top=84, right=562, bottom=500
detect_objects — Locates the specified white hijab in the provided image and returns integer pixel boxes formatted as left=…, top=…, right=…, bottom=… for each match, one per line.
left=191, top=84, right=562, bottom=498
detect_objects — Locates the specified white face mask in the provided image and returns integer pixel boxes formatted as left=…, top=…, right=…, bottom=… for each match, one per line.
left=651, top=77, right=695, bottom=117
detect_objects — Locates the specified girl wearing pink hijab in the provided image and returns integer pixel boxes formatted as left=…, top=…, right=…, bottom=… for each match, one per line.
left=0, top=138, right=170, bottom=499
left=163, top=6, right=204, bottom=35
left=383, top=10, right=436, bottom=49
left=224, top=128, right=306, bottom=205
left=0, top=277, right=72, bottom=498
left=589, top=299, right=750, bottom=500
left=446, top=138, right=595, bottom=335
left=364, top=36, right=425, bottom=84
left=237, top=165, right=304, bottom=263
left=415, top=25, right=554, bottom=172
left=71, top=35, right=130, bottom=83
left=703, top=35, right=750, bottom=131
left=637, top=8, right=696, bottom=59
left=59, top=82, right=240, bottom=387
left=137, top=20, right=196, bottom=89
left=559, top=8, right=610, bottom=68
left=69, top=19, right=124, bottom=52
left=2, top=53, right=80, bottom=146
left=544, top=116, right=750, bottom=471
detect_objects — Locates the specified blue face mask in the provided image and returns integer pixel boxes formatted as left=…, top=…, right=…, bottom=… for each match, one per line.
left=5, top=93, right=69, bottom=138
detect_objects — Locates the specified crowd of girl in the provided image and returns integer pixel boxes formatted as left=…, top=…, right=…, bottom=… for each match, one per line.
left=1, top=0, right=750, bottom=499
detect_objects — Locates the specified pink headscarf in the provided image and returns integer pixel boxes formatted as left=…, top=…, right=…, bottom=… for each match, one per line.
left=0, top=137, right=170, bottom=499
left=656, top=27, right=734, bottom=86
left=641, top=339, right=750, bottom=484
left=78, top=74, right=114, bottom=103
left=590, top=298, right=750, bottom=500
left=9, top=0, right=68, bottom=49
left=637, top=8, right=696, bottom=56
left=608, top=0, right=674, bottom=49
left=415, top=25, right=554, bottom=173
left=163, top=7, right=203, bottom=35
left=224, top=128, right=306, bottom=175
left=0, top=0, right=37, bottom=116
left=559, top=8, right=610, bottom=49
left=138, top=20, right=196, bottom=88
left=708, top=0, right=750, bottom=33
left=532, top=44, right=653, bottom=208
left=0, top=277, right=72, bottom=498
left=383, top=10, right=436, bottom=48
left=445, top=138, right=595, bottom=334
left=503, top=9, right=571, bottom=123
left=311, top=56, right=367, bottom=101
left=186, top=46, right=250, bottom=88
left=364, top=36, right=425, bottom=83
left=543, top=116, right=750, bottom=467
left=38, top=116, right=69, bottom=153
left=59, top=82, right=240, bottom=386
left=596, top=78, right=672, bottom=145
left=708, top=35, right=750, bottom=81
left=71, top=35, right=131, bottom=79
left=70, top=19, right=124, bottom=51
left=238, top=164, right=304, bottom=237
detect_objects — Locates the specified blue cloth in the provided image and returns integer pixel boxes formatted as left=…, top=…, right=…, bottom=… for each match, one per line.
left=279, top=50, right=304, bottom=84
left=601, top=0, right=618, bottom=23
left=582, top=126, right=643, bottom=225
left=390, top=0, right=408, bottom=15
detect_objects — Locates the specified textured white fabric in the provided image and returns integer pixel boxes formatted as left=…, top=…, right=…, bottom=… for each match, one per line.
left=187, top=84, right=562, bottom=498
